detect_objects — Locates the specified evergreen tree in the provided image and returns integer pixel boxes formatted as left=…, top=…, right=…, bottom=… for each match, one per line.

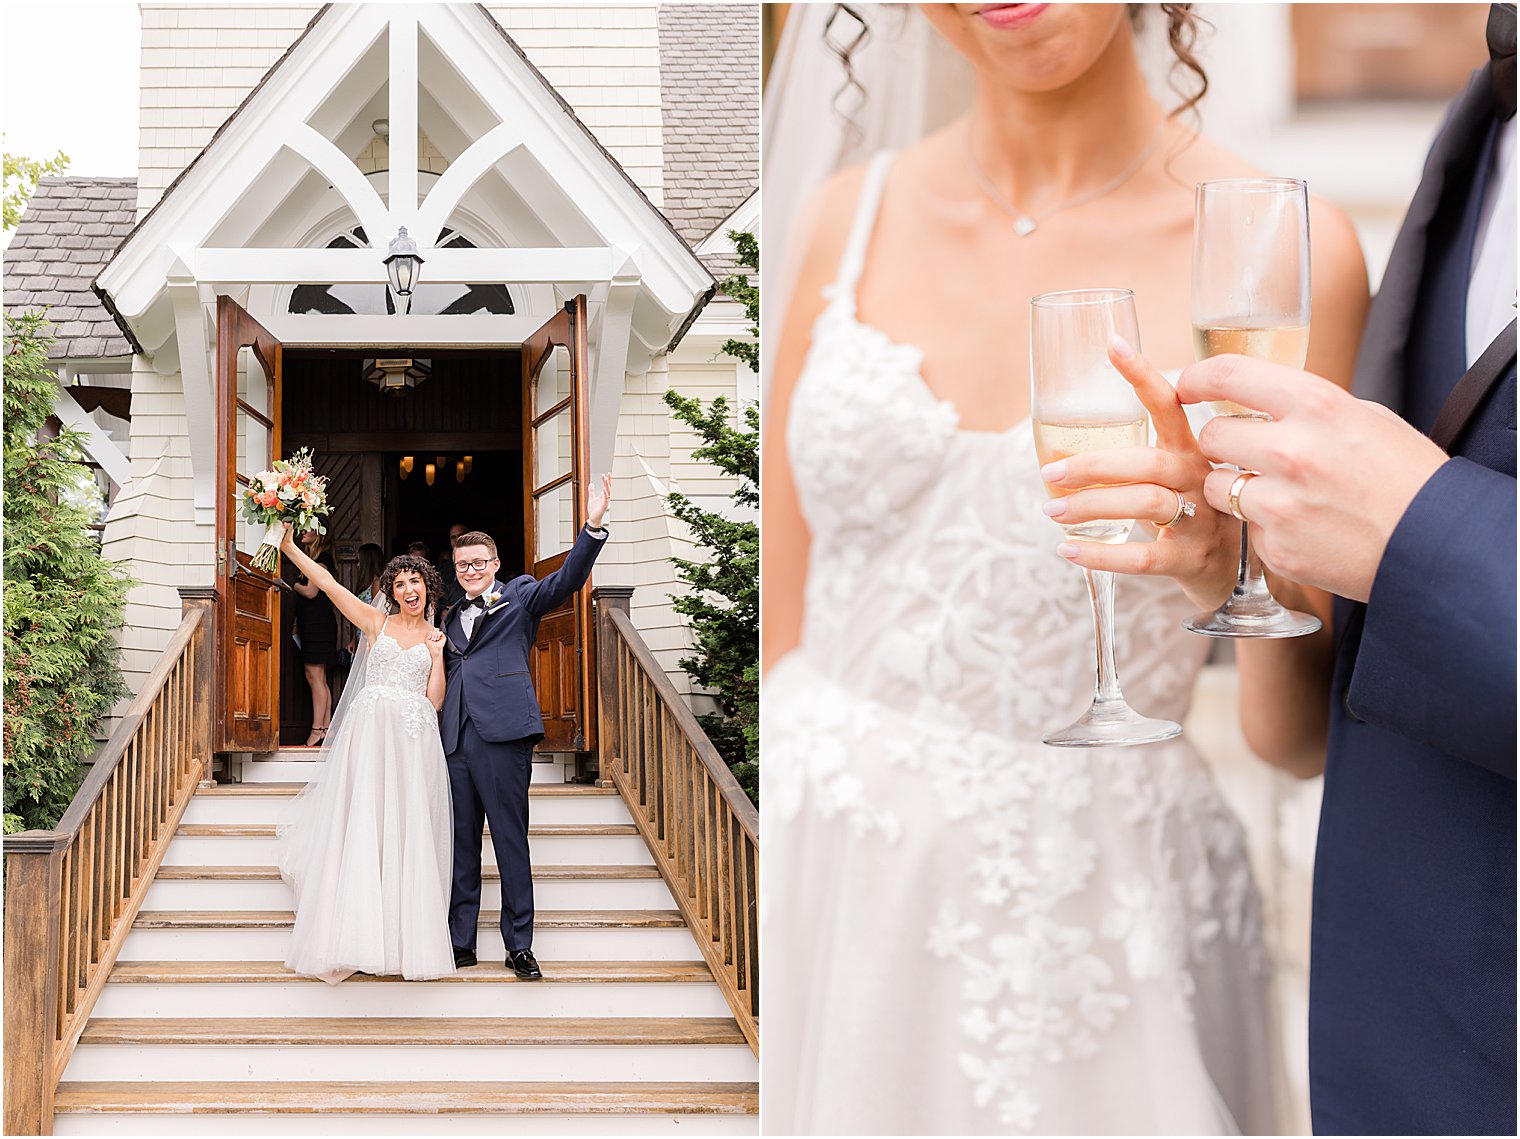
left=4, top=311, right=131, bottom=832
left=663, top=231, right=759, bottom=800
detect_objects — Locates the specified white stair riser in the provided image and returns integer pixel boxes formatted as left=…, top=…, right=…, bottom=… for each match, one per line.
left=117, top=927, right=698, bottom=962
left=54, top=1112, right=758, bottom=1136
left=163, top=835, right=654, bottom=867
left=233, top=760, right=576, bottom=784
left=143, top=878, right=676, bottom=911
left=92, top=981, right=733, bottom=1019
left=63, top=1044, right=758, bottom=1083
left=182, top=795, right=634, bottom=826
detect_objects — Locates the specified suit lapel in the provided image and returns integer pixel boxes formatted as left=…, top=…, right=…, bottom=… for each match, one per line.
left=1353, top=64, right=1498, bottom=413
left=1431, top=319, right=1518, bottom=451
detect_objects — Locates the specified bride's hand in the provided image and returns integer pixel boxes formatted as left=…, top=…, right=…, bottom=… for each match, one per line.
left=425, top=629, right=446, bottom=659
left=1039, top=337, right=1239, bottom=611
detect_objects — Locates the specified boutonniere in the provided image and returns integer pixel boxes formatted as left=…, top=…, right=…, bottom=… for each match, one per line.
left=484, top=590, right=509, bottom=614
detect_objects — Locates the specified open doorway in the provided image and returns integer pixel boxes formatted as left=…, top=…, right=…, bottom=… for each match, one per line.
left=277, top=348, right=524, bottom=746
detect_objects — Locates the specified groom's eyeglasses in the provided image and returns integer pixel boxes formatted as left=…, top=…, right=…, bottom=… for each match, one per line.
left=454, top=558, right=495, bottom=573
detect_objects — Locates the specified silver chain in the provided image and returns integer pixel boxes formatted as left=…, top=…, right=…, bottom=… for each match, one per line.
left=963, top=119, right=1167, bottom=237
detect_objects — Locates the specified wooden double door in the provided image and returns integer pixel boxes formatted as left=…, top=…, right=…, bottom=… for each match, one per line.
left=214, top=295, right=595, bottom=756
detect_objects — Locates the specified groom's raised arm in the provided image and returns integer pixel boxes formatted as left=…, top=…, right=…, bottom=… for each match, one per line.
left=520, top=524, right=608, bottom=618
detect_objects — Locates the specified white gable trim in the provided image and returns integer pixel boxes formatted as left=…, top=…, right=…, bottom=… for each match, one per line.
left=97, top=3, right=713, bottom=349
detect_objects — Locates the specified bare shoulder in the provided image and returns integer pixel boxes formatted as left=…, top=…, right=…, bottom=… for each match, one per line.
left=786, top=162, right=873, bottom=315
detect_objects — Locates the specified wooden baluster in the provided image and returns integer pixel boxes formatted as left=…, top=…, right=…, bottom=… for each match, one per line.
left=744, top=833, right=759, bottom=1016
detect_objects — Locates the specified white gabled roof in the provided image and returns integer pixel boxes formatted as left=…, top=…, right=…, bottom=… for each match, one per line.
left=96, top=3, right=715, bottom=353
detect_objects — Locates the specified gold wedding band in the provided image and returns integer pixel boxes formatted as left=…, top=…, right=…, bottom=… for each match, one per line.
left=1159, top=489, right=1198, bottom=529
left=1227, top=471, right=1258, bottom=522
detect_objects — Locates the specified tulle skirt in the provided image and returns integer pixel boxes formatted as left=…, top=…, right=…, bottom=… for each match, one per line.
left=278, top=685, right=456, bottom=984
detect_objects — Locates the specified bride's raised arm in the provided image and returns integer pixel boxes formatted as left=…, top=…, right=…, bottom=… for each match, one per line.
left=279, top=524, right=387, bottom=642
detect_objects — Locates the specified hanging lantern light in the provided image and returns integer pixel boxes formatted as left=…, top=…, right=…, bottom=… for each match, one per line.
left=364, top=357, right=430, bottom=394
left=384, top=226, right=424, bottom=298
left=399, top=455, right=413, bottom=480
left=425, top=462, right=436, bottom=487
left=462, top=454, right=473, bottom=475
left=455, top=459, right=466, bottom=483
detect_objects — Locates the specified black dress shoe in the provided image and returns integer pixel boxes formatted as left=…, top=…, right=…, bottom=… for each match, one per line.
left=452, top=946, right=477, bottom=968
left=507, top=948, right=542, bottom=980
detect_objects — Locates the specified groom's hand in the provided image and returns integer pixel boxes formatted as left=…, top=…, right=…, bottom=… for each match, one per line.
left=1178, top=354, right=1448, bottom=602
left=586, top=472, right=613, bottom=529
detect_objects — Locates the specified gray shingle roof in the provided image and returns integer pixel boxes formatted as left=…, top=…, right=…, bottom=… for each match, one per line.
left=658, top=3, right=759, bottom=282
left=4, top=176, right=137, bottom=361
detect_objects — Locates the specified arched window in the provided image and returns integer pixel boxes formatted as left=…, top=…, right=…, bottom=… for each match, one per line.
left=288, top=227, right=515, bottom=315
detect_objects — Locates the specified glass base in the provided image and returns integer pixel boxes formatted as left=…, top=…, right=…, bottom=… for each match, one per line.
left=1185, top=595, right=1322, bottom=639
left=1043, top=701, right=1183, bottom=748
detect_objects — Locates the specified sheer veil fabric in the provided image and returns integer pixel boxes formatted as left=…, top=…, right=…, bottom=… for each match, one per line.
left=761, top=8, right=1286, bottom=1134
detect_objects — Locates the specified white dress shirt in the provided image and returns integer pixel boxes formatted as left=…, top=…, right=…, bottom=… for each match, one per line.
left=1467, top=114, right=1517, bottom=367
left=459, top=580, right=496, bottom=640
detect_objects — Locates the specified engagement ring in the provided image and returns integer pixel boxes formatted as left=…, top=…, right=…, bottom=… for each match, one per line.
left=1160, top=490, right=1197, bottom=529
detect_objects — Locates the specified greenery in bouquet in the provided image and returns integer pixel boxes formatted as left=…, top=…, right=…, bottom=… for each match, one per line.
left=240, top=447, right=330, bottom=572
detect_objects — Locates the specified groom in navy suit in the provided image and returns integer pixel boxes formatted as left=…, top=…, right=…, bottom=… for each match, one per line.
left=439, top=475, right=611, bottom=979
left=1182, top=5, right=1515, bottom=1132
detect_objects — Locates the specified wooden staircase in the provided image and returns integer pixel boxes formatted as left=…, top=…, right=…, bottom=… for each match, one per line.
left=48, top=752, right=756, bottom=1134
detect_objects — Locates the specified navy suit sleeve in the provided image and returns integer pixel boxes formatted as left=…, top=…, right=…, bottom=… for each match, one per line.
left=520, top=526, right=607, bottom=618
left=1347, top=457, right=1516, bottom=778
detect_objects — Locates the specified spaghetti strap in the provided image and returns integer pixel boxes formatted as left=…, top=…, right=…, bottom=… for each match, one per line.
left=831, top=151, right=896, bottom=313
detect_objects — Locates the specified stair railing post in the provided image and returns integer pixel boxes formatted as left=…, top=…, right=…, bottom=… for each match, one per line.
left=178, top=587, right=218, bottom=788
left=3, top=831, right=69, bottom=1135
left=591, top=587, right=634, bottom=789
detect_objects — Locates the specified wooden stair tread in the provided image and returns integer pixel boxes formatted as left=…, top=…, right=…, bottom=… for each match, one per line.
left=107, top=960, right=714, bottom=984
left=78, top=1017, right=746, bottom=1046
left=175, top=823, right=638, bottom=837
left=199, top=783, right=616, bottom=798
left=154, top=864, right=661, bottom=881
left=133, top=909, right=685, bottom=930
left=54, top=1080, right=758, bottom=1115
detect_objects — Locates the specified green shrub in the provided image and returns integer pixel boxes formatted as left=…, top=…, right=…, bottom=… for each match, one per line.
left=663, top=230, right=758, bottom=801
left=4, top=311, right=131, bottom=832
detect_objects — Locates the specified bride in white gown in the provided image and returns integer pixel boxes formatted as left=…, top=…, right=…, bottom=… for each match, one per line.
left=276, top=528, right=456, bottom=984
left=761, top=5, right=1369, bottom=1133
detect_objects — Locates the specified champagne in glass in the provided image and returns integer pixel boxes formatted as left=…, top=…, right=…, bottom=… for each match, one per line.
left=1033, top=415, right=1149, bottom=543
left=1186, top=178, right=1321, bottom=639
left=1031, top=289, right=1181, bottom=748
left=1190, top=324, right=1311, bottom=418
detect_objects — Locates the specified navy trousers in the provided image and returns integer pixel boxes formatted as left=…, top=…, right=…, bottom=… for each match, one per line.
left=446, top=718, right=536, bottom=954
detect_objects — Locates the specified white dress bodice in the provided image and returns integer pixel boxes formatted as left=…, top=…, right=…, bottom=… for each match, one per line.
left=762, top=152, right=1275, bottom=1135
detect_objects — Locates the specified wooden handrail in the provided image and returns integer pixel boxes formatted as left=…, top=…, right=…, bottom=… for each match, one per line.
left=3, top=592, right=214, bottom=1135
left=595, top=592, right=758, bottom=1053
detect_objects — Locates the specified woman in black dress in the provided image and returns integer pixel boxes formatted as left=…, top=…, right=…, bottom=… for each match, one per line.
left=292, top=528, right=339, bottom=746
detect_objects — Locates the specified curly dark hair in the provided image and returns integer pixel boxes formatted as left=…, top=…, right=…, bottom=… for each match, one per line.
left=376, top=554, right=445, bottom=624
left=1131, top=3, right=1211, bottom=123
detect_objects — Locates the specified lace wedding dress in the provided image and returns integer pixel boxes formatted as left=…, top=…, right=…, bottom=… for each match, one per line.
left=279, top=619, right=455, bottom=984
left=762, top=153, right=1278, bottom=1135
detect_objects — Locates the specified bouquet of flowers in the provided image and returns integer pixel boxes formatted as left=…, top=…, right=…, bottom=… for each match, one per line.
left=240, top=447, right=330, bottom=573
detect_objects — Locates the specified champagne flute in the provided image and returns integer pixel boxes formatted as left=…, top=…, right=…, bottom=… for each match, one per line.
left=1186, top=178, right=1321, bottom=638
left=1032, top=288, right=1182, bottom=748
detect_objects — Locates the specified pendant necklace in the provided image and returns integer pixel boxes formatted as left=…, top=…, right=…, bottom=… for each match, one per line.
left=963, top=119, right=1167, bottom=237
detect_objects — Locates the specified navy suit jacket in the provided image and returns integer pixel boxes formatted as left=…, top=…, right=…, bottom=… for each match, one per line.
left=437, top=526, right=606, bottom=753
left=1310, top=59, right=1517, bottom=1136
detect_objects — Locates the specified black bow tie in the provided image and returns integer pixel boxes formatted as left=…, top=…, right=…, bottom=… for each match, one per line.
left=462, top=596, right=487, bottom=611
left=1491, top=3, right=1516, bottom=121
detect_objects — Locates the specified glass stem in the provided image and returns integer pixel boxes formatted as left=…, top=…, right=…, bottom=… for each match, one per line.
left=1232, top=521, right=1272, bottom=602
left=1084, top=568, right=1125, bottom=707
